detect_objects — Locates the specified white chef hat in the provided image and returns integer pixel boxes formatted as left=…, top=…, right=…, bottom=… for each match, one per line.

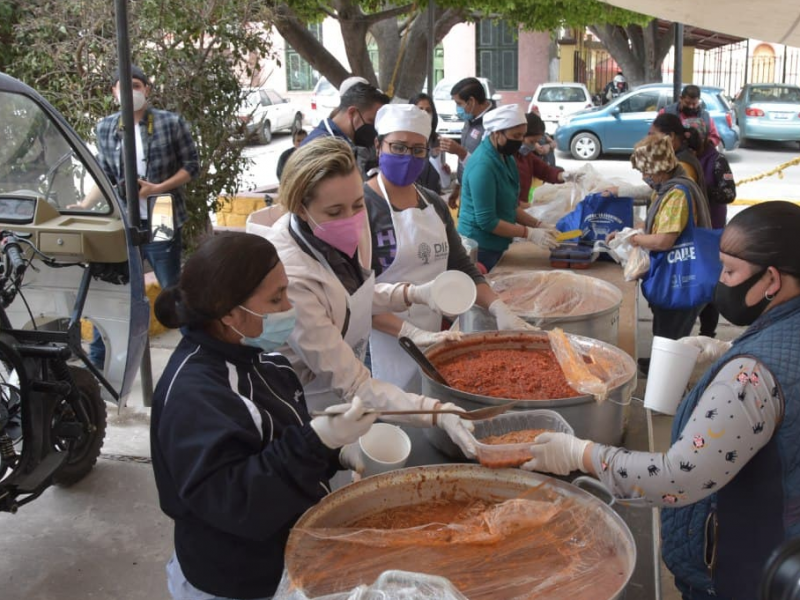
left=375, top=104, right=432, bottom=139
left=483, top=104, right=527, bottom=133
left=339, top=76, right=369, bottom=96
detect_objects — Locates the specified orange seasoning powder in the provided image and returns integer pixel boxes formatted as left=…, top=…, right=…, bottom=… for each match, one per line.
left=434, top=348, right=579, bottom=400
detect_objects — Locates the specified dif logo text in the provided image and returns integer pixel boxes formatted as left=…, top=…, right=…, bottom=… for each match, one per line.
left=418, top=241, right=449, bottom=264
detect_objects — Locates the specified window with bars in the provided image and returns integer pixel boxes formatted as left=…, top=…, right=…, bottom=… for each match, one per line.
left=286, top=24, right=322, bottom=91
left=476, top=20, right=518, bottom=91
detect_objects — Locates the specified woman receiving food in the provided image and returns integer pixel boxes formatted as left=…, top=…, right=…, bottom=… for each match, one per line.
left=615, top=133, right=711, bottom=374
left=456, top=103, right=559, bottom=271
left=248, top=136, right=474, bottom=456
left=364, top=103, right=535, bottom=390
left=150, top=232, right=377, bottom=600
left=523, top=201, right=800, bottom=600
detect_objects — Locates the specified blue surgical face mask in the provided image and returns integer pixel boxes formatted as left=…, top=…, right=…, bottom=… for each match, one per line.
left=643, top=176, right=661, bottom=192
left=230, top=306, right=296, bottom=353
left=456, top=105, right=472, bottom=122
left=519, top=143, right=536, bottom=156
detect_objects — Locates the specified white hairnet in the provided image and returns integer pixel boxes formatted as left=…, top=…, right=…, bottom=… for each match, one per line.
left=483, top=104, right=527, bottom=133
left=375, top=104, right=432, bottom=139
left=339, top=76, right=369, bottom=95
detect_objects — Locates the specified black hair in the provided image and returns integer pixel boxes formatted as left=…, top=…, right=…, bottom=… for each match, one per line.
left=409, top=92, right=438, bottom=141
left=338, top=82, right=390, bottom=112
left=685, top=126, right=703, bottom=152
left=722, top=201, right=800, bottom=277
left=293, top=128, right=308, bottom=140
left=652, top=112, right=686, bottom=139
left=450, top=77, right=487, bottom=104
left=525, top=113, right=545, bottom=137
left=154, top=232, right=281, bottom=329
left=681, top=85, right=701, bottom=99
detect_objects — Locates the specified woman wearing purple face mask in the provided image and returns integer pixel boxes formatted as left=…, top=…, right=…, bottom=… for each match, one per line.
left=248, top=136, right=478, bottom=460
left=364, top=103, right=516, bottom=391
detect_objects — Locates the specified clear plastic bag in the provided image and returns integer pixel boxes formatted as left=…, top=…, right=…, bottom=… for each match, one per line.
left=605, top=227, right=650, bottom=281
left=277, top=484, right=631, bottom=600
left=273, top=569, right=468, bottom=600
left=547, top=328, right=631, bottom=402
left=488, top=271, right=622, bottom=326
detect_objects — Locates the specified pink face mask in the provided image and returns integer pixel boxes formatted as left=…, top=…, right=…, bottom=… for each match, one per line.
left=306, top=210, right=365, bottom=258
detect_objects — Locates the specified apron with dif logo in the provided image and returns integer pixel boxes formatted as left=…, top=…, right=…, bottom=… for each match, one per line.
left=370, top=175, right=449, bottom=392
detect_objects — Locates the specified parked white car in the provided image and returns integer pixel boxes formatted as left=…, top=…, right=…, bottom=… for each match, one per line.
left=235, top=88, right=304, bottom=145
left=433, top=77, right=501, bottom=139
left=527, top=83, right=594, bottom=134
left=309, top=77, right=341, bottom=125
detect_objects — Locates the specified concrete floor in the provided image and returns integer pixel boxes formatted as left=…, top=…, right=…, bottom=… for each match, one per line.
left=0, top=302, right=746, bottom=600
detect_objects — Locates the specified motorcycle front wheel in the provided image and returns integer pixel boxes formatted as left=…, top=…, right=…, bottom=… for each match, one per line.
left=51, top=367, right=106, bottom=486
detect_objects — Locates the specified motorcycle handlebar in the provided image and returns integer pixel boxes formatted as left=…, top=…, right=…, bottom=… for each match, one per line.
left=5, top=242, right=24, bottom=276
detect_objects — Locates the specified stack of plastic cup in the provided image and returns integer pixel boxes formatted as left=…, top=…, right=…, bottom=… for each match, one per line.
left=643, top=336, right=701, bottom=415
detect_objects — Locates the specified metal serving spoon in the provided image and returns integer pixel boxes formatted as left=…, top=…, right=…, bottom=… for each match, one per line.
left=311, top=401, right=520, bottom=421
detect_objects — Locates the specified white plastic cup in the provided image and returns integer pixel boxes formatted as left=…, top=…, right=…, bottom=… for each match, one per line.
left=358, top=423, right=412, bottom=477
left=431, top=271, right=477, bottom=317
left=643, top=336, right=701, bottom=415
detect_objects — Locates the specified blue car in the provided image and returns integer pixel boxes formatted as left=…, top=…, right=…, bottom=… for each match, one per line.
left=555, top=83, right=740, bottom=160
left=733, top=83, right=800, bottom=145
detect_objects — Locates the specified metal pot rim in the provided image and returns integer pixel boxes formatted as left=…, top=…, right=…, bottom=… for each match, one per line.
left=287, top=464, right=636, bottom=599
left=422, top=331, right=636, bottom=405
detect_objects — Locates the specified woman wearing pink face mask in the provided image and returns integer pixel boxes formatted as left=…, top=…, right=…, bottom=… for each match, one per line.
left=249, top=136, right=476, bottom=459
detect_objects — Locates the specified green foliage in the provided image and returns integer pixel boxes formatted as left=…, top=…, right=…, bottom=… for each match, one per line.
left=6, top=0, right=274, bottom=245
left=436, top=0, right=648, bottom=31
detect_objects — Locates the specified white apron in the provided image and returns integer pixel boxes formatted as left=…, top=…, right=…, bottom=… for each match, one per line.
left=290, top=216, right=375, bottom=412
left=370, top=175, right=449, bottom=391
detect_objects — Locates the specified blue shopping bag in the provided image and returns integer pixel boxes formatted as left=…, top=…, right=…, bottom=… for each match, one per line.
left=556, top=192, right=634, bottom=243
left=641, top=189, right=722, bottom=310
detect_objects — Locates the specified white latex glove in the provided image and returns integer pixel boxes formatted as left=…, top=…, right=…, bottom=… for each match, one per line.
left=436, top=402, right=476, bottom=458
left=561, top=171, right=583, bottom=183
left=520, top=432, right=590, bottom=476
left=398, top=320, right=462, bottom=348
left=525, top=227, right=559, bottom=249
left=405, top=280, right=438, bottom=311
left=677, top=336, right=732, bottom=364
left=488, top=299, right=540, bottom=332
left=310, top=396, right=379, bottom=449
left=339, top=442, right=365, bottom=474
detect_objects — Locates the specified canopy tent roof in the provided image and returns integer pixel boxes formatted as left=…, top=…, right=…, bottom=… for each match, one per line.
left=601, top=0, right=800, bottom=48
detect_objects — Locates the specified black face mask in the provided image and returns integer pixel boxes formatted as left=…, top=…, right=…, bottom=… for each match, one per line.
left=498, top=138, right=522, bottom=156
left=714, top=268, right=771, bottom=326
left=681, top=105, right=700, bottom=117
left=351, top=113, right=378, bottom=148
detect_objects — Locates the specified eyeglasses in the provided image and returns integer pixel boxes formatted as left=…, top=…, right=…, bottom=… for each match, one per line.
left=383, top=141, right=430, bottom=158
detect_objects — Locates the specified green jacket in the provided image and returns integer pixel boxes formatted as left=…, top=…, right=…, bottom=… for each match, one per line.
left=457, top=136, right=521, bottom=253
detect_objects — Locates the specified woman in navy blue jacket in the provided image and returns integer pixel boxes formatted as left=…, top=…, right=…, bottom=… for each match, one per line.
left=150, top=232, right=376, bottom=600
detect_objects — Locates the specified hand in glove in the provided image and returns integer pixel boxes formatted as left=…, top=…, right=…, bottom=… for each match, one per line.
left=405, top=280, right=438, bottom=311
left=520, top=432, right=591, bottom=476
left=561, top=171, right=584, bottom=184
left=525, top=227, right=559, bottom=249
left=488, top=299, right=540, bottom=332
left=339, top=442, right=365, bottom=474
left=399, top=321, right=461, bottom=348
left=310, top=396, right=378, bottom=449
left=678, top=336, right=732, bottom=364
left=436, top=402, right=477, bottom=458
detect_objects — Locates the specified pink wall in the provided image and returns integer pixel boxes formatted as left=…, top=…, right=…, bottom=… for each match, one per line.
left=510, top=30, right=552, bottom=104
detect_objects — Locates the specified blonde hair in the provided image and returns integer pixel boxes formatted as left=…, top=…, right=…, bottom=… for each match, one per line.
left=630, top=133, right=678, bottom=175
left=279, top=137, right=357, bottom=214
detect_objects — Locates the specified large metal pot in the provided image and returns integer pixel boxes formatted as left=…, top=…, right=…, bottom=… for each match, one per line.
left=421, top=331, right=636, bottom=448
left=459, top=271, right=622, bottom=345
left=285, top=464, right=636, bottom=600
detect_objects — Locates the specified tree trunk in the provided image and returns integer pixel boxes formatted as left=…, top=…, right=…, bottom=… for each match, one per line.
left=271, top=4, right=350, bottom=87
left=589, top=20, right=675, bottom=88
left=334, top=0, right=379, bottom=85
